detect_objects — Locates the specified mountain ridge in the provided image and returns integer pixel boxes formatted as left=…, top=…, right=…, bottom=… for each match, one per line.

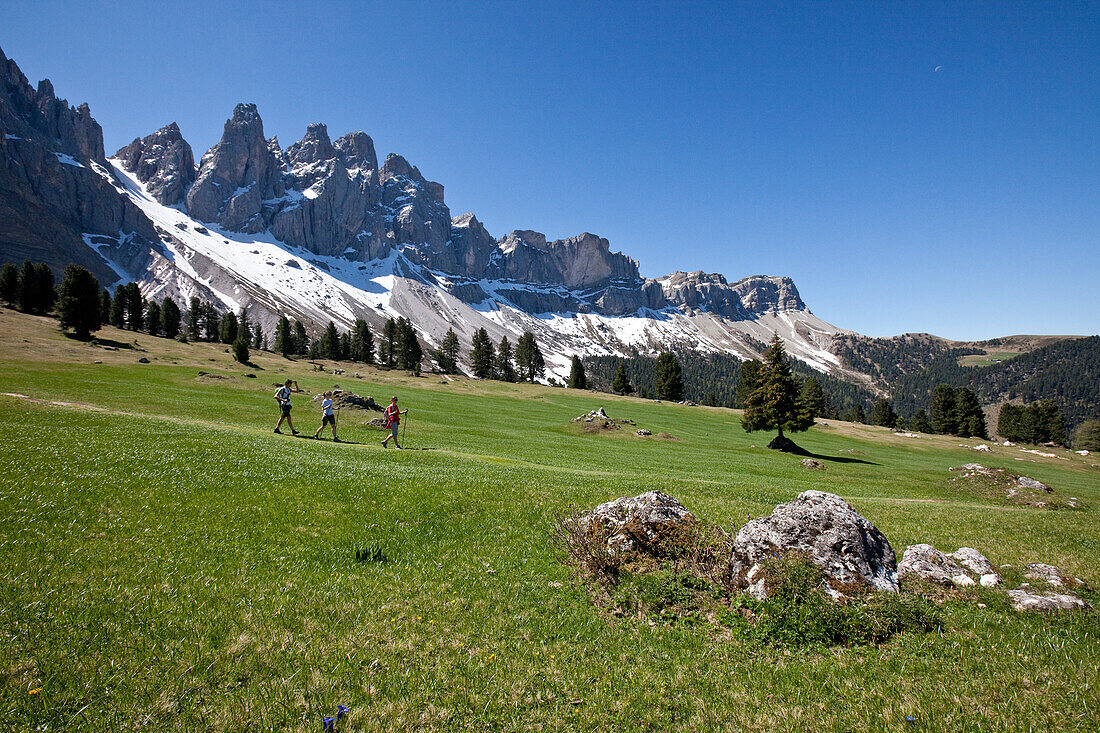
left=3, top=45, right=1086, bottom=392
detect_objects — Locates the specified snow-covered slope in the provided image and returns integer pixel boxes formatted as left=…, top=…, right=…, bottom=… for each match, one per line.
left=99, top=161, right=854, bottom=381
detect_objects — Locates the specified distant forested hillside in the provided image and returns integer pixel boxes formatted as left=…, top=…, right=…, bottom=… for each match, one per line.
left=853, top=335, right=1100, bottom=430
left=581, top=335, right=1099, bottom=431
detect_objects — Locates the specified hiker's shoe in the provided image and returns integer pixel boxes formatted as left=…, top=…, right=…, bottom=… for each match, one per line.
left=380, top=440, right=387, bottom=448
left=274, top=429, right=282, bottom=434
left=394, top=444, right=402, bottom=450
left=333, top=438, right=341, bottom=443
left=292, top=430, right=300, bottom=436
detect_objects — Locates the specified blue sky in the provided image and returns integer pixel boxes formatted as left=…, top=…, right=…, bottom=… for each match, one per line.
left=3, top=1, right=1097, bottom=339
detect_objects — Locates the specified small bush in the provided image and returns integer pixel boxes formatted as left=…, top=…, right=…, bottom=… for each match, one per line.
left=721, top=557, right=940, bottom=648
left=550, top=510, right=621, bottom=585
left=612, top=567, right=719, bottom=622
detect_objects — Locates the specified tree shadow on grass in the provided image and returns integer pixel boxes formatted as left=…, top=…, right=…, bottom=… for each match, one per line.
left=77, top=335, right=137, bottom=350
left=767, top=435, right=879, bottom=466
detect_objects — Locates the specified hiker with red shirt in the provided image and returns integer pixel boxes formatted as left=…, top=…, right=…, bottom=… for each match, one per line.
left=381, top=396, right=407, bottom=449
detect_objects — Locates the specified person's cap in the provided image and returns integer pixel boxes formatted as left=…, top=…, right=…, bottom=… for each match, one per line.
left=284, top=379, right=292, bottom=385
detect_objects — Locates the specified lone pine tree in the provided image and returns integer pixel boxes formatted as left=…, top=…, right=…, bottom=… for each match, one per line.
left=741, top=334, right=813, bottom=447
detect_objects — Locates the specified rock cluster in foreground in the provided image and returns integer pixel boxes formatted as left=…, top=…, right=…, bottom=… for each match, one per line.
left=576, top=490, right=1090, bottom=613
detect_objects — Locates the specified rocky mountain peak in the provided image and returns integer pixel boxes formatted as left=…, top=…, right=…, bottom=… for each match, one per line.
left=286, top=122, right=335, bottom=168
left=500, top=230, right=548, bottom=252
left=114, top=122, right=196, bottom=205
left=380, top=153, right=444, bottom=203
left=334, top=131, right=377, bottom=172
left=185, top=103, right=284, bottom=232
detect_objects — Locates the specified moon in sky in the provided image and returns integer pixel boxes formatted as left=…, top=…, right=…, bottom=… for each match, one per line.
left=935, top=65, right=943, bottom=72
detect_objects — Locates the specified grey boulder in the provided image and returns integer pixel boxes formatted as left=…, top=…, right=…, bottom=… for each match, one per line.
left=898, top=544, right=972, bottom=587
left=579, top=491, right=696, bottom=555
left=1007, top=588, right=1087, bottom=612
left=732, top=490, right=898, bottom=594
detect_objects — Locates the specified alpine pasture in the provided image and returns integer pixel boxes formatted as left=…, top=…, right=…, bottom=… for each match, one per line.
left=1, top=308, right=1097, bottom=731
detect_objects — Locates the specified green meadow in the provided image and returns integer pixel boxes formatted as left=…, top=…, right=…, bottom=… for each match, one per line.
left=1, top=308, right=1097, bottom=731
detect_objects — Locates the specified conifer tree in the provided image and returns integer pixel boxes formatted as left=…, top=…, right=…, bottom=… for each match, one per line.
left=161, top=297, right=181, bottom=339
left=340, top=332, right=351, bottom=361
left=909, top=409, right=931, bottom=433
left=252, top=324, right=265, bottom=351
left=654, top=351, right=684, bottom=402
left=611, top=361, right=634, bottom=395
left=741, top=334, right=814, bottom=443
left=0, top=263, right=19, bottom=306
left=125, top=283, right=144, bottom=331
left=800, top=377, right=827, bottom=418
left=952, top=387, right=986, bottom=438
left=219, top=312, right=239, bottom=344
left=99, top=289, right=112, bottom=325
left=495, top=336, right=516, bottom=382
left=321, top=321, right=340, bottom=360
left=145, top=301, right=161, bottom=337
left=470, top=328, right=495, bottom=379
left=274, top=315, right=294, bottom=356
left=202, top=304, right=220, bottom=342
left=350, top=319, right=374, bottom=363
left=232, top=335, right=250, bottom=364
left=294, top=321, right=309, bottom=356
left=395, top=318, right=421, bottom=372
left=870, top=397, right=898, bottom=428
left=112, top=287, right=128, bottom=328
left=843, top=403, right=866, bottom=423
left=380, top=318, right=397, bottom=367
left=438, top=328, right=460, bottom=374
left=56, top=265, right=101, bottom=339
left=187, top=297, right=203, bottom=341
left=568, top=355, right=587, bottom=389
left=17, top=261, right=37, bottom=313
left=238, top=312, right=251, bottom=348
left=36, top=263, right=56, bottom=313
left=930, top=384, right=958, bottom=435
left=515, top=331, right=545, bottom=382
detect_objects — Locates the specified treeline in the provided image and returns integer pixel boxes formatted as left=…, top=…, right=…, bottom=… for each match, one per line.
left=466, top=328, right=545, bottom=382
left=0, top=260, right=55, bottom=315
left=582, top=350, right=874, bottom=413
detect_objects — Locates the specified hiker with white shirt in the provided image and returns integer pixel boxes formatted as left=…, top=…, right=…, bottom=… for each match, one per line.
left=313, top=391, right=340, bottom=441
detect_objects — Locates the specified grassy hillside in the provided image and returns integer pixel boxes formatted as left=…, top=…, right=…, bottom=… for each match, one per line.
left=1, top=309, right=1098, bottom=731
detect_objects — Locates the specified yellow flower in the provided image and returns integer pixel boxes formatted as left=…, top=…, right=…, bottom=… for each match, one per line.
left=28, top=688, right=41, bottom=695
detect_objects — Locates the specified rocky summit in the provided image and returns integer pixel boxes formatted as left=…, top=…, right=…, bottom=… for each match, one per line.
left=0, top=47, right=851, bottom=379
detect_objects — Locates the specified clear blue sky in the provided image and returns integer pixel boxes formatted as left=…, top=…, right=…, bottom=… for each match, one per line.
left=4, top=1, right=1097, bottom=340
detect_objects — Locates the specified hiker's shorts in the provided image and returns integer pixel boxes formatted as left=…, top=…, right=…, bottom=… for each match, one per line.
left=390, top=423, right=399, bottom=439
left=280, top=404, right=292, bottom=417
left=322, top=414, right=335, bottom=427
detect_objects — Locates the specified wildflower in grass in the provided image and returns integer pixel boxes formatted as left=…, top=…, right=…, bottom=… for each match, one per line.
left=322, top=704, right=349, bottom=731
left=28, top=688, right=41, bottom=695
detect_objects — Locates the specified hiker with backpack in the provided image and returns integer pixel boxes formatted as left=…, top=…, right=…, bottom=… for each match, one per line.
left=313, top=391, right=340, bottom=442
left=380, top=396, right=407, bottom=449
left=273, top=379, right=299, bottom=435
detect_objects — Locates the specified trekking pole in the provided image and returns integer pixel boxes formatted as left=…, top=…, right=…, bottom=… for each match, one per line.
left=401, top=411, right=408, bottom=445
